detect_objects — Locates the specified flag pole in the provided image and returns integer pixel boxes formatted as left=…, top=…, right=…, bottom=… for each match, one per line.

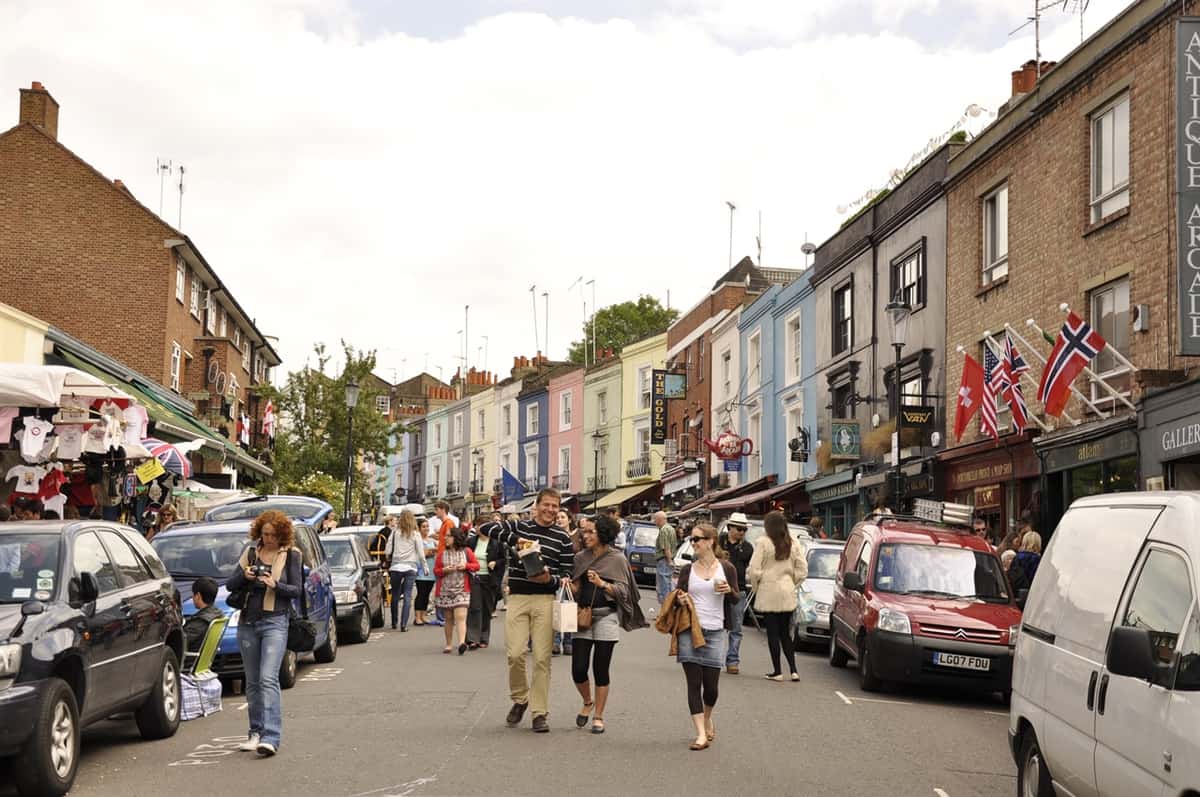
left=1024, top=318, right=1136, bottom=412
left=1005, top=322, right=1101, bottom=421
left=953, top=345, right=1001, bottom=444
left=980, top=333, right=1053, bottom=432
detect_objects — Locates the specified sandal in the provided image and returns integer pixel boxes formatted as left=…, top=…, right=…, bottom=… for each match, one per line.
left=591, top=718, right=605, bottom=734
left=467, top=642, right=480, bottom=650
left=688, top=740, right=709, bottom=751
left=576, top=702, right=594, bottom=728
left=442, top=646, right=452, bottom=654
left=706, top=722, right=715, bottom=742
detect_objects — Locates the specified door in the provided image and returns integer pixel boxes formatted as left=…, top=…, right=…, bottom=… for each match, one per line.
left=1162, top=606, right=1200, bottom=792
left=297, top=527, right=332, bottom=641
left=832, top=531, right=864, bottom=649
left=1094, top=546, right=1193, bottom=797
left=71, top=531, right=133, bottom=718
left=99, top=529, right=167, bottom=692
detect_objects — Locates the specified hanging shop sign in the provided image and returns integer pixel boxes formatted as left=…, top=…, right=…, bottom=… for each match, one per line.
left=830, top=420, right=861, bottom=461
left=900, top=405, right=936, bottom=432
left=664, top=373, right=687, bottom=399
left=651, top=369, right=668, bottom=444
left=973, top=484, right=1001, bottom=510
left=1178, top=19, right=1200, bottom=355
left=704, top=429, right=754, bottom=460
left=135, top=458, right=167, bottom=484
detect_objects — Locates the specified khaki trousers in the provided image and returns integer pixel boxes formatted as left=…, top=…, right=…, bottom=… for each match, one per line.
left=505, top=593, right=555, bottom=717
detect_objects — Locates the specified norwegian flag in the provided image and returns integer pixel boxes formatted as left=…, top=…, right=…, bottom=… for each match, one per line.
left=980, top=346, right=1001, bottom=440
left=1003, top=334, right=1031, bottom=433
left=1037, top=311, right=1107, bottom=417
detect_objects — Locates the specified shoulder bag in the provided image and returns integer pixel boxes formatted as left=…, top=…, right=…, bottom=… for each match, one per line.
left=225, top=548, right=255, bottom=610
left=577, top=551, right=611, bottom=630
left=286, top=549, right=317, bottom=652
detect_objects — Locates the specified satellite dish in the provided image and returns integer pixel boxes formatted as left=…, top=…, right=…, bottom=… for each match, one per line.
left=801, top=242, right=816, bottom=255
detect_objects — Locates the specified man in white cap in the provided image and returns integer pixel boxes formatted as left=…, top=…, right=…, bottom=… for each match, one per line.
left=720, top=512, right=754, bottom=674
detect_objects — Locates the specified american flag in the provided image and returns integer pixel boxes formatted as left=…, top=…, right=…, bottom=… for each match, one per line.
left=1004, top=334, right=1031, bottom=433
left=980, top=345, right=1001, bottom=440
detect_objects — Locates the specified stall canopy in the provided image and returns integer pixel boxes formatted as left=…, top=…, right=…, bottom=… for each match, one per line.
left=0, top=363, right=134, bottom=407
left=594, top=482, right=658, bottom=510
left=707, top=479, right=807, bottom=511
left=677, top=475, right=777, bottom=513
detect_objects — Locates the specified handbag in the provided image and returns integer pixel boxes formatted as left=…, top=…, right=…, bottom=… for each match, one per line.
left=552, top=582, right=578, bottom=633
left=286, top=550, right=317, bottom=652
left=577, top=552, right=611, bottom=630
left=225, top=548, right=256, bottom=610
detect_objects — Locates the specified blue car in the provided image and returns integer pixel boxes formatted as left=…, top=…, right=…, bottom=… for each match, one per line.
left=150, top=519, right=338, bottom=689
left=204, top=495, right=334, bottom=528
left=622, top=520, right=661, bottom=588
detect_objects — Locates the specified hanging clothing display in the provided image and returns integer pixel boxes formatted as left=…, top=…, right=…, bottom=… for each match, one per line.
left=0, top=407, right=18, bottom=444
left=7, top=464, right=48, bottom=496
left=18, top=418, right=53, bottom=462
left=56, top=425, right=83, bottom=459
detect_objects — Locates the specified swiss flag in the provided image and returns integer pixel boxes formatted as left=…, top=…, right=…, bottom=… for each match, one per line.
left=954, top=354, right=986, bottom=442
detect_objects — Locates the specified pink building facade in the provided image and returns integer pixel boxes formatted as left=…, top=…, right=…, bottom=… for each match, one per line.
left=548, top=367, right=585, bottom=496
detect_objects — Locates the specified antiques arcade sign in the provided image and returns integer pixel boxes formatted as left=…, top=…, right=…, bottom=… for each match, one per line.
left=1178, top=19, right=1200, bottom=354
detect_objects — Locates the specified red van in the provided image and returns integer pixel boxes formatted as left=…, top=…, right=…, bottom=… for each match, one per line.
left=828, top=512, right=1021, bottom=697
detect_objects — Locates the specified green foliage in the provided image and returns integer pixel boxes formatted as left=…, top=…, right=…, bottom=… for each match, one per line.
left=949, top=130, right=968, bottom=144
left=568, top=295, right=678, bottom=364
left=259, top=342, right=404, bottom=508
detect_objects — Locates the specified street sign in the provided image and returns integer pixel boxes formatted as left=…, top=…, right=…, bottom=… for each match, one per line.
left=723, top=458, right=742, bottom=472
left=790, top=450, right=808, bottom=463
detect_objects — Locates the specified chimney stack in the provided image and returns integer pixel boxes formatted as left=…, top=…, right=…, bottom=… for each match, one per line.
left=1010, top=60, right=1056, bottom=98
left=19, top=82, right=59, bottom=140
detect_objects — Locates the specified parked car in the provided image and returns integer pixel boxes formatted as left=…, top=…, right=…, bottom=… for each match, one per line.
left=328, top=525, right=392, bottom=603
left=204, top=494, right=334, bottom=528
left=622, top=521, right=661, bottom=587
left=828, top=509, right=1021, bottom=697
left=0, top=521, right=184, bottom=797
left=1009, top=492, right=1200, bottom=797
left=151, top=519, right=338, bottom=690
left=794, top=539, right=846, bottom=648
left=320, top=533, right=385, bottom=642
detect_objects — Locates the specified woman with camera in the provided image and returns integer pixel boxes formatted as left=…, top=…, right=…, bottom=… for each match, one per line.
left=225, top=510, right=302, bottom=757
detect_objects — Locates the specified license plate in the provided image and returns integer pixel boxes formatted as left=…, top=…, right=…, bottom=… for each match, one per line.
left=933, top=652, right=991, bottom=671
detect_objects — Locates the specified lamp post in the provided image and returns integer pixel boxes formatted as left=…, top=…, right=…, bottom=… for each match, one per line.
left=885, top=295, right=912, bottom=513
left=471, top=447, right=481, bottom=518
left=342, top=377, right=360, bottom=525
left=591, top=429, right=605, bottom=512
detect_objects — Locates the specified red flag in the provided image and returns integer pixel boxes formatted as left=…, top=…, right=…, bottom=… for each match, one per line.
left=954, top=354, right=986, bottom=442
left=1037, top=312, right=1107, bottom=417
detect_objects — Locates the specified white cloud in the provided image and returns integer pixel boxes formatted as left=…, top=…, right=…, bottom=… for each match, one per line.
left=0, top=0, right=1130, bottom=384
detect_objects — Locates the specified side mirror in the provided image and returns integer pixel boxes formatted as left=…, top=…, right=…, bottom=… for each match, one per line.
left=843, top=572, right=865, bottom=592
left=1107, top=626, right=1158, bottom=681
left=21, top=600, right=46, bottom=616
left=78, top=571, right=101, bottom=604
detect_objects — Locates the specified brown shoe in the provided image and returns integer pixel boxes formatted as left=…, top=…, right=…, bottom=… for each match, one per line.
left=506, top=703, right=528, bottom=727
left=532, top=715, right=550, bottom=733
left=726, top=665, right=739, bottom=675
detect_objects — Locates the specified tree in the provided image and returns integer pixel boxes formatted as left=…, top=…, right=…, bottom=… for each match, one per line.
left=258, top=342, right=404, bottom=512
left=568, top=295, right=679, bottom=364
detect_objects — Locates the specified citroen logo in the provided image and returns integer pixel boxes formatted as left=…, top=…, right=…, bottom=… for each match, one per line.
left=953, top=629, right=968, bottom=640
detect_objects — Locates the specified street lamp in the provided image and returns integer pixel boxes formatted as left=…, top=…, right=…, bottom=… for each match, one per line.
left=886, top=294, right=912, bottom=513
left=471, top=448, right=481, bottom=517
left=343, top=377, right=360, bottom=525
left=591, top=429, right=605, bottom=512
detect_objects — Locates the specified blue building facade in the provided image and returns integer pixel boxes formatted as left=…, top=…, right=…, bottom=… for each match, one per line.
left=517, top=384, right=550, bottom=494
left=769, top=270, right=818, bottom=485
left=737, top=286, right=780, bottom=486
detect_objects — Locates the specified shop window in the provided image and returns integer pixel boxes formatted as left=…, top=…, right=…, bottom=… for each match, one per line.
left=1089, top=277, right=1131, bottom=410
left=1091, top=93, right=1130, bottom=223
left=891, top=241, right=926, bottom=310
left=832, top=281, right=853, bottom=355
left=982, top=184, right=1009, bottom=285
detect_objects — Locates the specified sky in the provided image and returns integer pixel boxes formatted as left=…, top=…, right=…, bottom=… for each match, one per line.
left=1, top=0, right=1131, bottom=386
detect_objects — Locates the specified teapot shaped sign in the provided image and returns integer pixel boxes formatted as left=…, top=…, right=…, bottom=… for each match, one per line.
left=703, top=428, right=754, bottom=461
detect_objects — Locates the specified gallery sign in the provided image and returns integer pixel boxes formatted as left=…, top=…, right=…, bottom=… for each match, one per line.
left=1177, top=19, right=1200, bottom=355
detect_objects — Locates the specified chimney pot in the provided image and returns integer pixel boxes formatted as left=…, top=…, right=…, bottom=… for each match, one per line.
left=19, top=81, right=60, bottom=140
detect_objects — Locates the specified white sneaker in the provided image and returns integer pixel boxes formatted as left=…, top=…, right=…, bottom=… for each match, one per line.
left=238, top=734, right=261, bottom=751
left=256, top=742, right=277, bottom=757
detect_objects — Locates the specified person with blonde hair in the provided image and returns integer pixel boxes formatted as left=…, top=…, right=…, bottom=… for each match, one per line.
left=1008, top=531, right=1043, bottom=594
left=385, top=509, right=427, bottom=631
left=748, top=511, right=808, bottom=682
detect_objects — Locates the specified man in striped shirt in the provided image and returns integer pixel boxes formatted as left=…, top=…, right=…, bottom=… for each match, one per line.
left=482, top=488, right=574, bottom=733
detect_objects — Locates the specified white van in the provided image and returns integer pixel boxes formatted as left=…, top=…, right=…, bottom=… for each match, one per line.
left=1010, top=492, right=1200, bottom=797
left=376, top=503, right=426, bottom=523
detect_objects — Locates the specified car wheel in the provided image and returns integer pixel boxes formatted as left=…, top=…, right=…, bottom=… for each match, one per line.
left=1017, top=732, right=1054, bottom=797
left=352, top=606, right=371, bottom=643
left=314, top=615, right=338, bottom=663
left=279, top=650, right=298, bottom=689
left=15, top=677, right=79, bottom=797
left=858, top=636, right=881, bottom=692
left=135, top=648, right=181, bottom=740
left=828, top=632, right=850, bottom=668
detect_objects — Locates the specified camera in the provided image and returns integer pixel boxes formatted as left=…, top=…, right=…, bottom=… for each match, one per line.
left=249, top=564, right=271, bottom=578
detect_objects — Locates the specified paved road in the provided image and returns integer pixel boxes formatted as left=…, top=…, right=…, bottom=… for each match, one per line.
left=3, top=590, right=1017, bottom=797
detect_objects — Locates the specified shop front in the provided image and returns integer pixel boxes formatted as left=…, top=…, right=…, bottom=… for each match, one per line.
left=661, top=460, right=703, bottom=510
left=937, top=434, right=1039, bottom=544
left=1035, top=416, right=1139, bottom=533
left=857, top=460, right=937, bottom=513
left=806, top=470, right=858, bottom=540
left=1139, top=380, right=1200, bottom=490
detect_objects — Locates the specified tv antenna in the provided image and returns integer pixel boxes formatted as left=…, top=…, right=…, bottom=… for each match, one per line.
left=177, top=164, right=186, bottom=229
left=156, top=158, right=172, bottom=218
left=1010, top=0, right=1092, bottom=71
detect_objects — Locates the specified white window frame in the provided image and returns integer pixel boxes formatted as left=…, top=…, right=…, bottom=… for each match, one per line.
left=218, top=307, right=227, bottom=338
left=560, top=391, right=573, bottom=431
left=233, top=327, right=241, bottom=349
left=502, top=404, right=512, bottom=438
left=501, top=451, right=511, bottom=473
left=524, top=443, right=539, bottom=484
left=786, top=405, right=804, bottom=481
left=434, top=423, right=442, bottom=449
left=638, top=366, right=652, bottom=410
left=526, top=404, right=539, bottom=436
left=477, top=409, right=486, bottom=438
left=376, top=394, right=391, bottom=414
left=982, top=183, right=1009, bottom=285
left=597, top=391, right=608, bottom=425
left=558, top=446, right=571, bottom=480
left=169, top=342, right=182, bottom=391
left=748, top=411, right=762, bottom=480
left=204, top=290, right=216, bottom=334
left=785, top=313, right=802, bottom=384
left=453, top=413, right=463, bottom=445
left=450, top=454, right=462, bottom=487
left=1091, top=93, right=1130, bottom=224
left=175, top=258, right=186, bottom=303
left=241, top=341, right=250, bottom=373
left=189, top=273, right=201, bottom=318
left=698, top=337, right=705, bottom=382
left=748, top=331, right=762, bottom=391
left=433, top=462, right=441, bottom=492
left=1089, top=277, right=1132, bottom=409
left=721, top=350, right=732, bottom=399
left=634, top=422, right=651, bottom=458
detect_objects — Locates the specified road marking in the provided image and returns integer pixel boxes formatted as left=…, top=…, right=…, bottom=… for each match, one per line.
left=984, top=710, right=1009, bottom=717
left=835, top=690, right=853, bottom=705
left=370, top=632, right=386, bottom=641
left=934, top=789, right=950, bottom=797
left=852, top=695, right=912, bottom=706
left=235, top=701, right=248, bottom=711
left=167, top=736, right=249, bottom=767
left=301, top=666, right=344, bottom=682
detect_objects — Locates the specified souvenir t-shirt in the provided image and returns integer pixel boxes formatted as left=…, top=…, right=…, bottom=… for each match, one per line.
left=39, top=464, right=68, bottom=501
left=42, top=494, right=67, bottom=517
left=123, top=405, right=148, bottom=448
left=19, top=419, right=53, bottom=461
left=56, top=425, right=83, bottom=459
left=0, top=407, right=18, bottom=444
left=6, top=465, right=48, bottom=495
left=83, top=423, right=109, bottom=455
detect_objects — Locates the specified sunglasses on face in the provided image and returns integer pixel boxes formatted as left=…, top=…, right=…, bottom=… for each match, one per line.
left=689, top=536, right=708, bottom=544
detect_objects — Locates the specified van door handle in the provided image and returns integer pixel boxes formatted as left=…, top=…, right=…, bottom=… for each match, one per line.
left=1087, top=671, right=1098, bottom=710
left=1097, top=674, right=1110, bottom=715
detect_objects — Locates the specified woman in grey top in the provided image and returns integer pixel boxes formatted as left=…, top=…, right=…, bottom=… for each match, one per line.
left=570, top=514, right=646, bottom=734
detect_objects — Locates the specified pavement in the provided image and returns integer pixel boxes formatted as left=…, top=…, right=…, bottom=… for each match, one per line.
left=1, top=590, right=1018, bottom=797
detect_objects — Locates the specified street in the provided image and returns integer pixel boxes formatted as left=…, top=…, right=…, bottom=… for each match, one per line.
left=6, top=590, right=1016, bottom=797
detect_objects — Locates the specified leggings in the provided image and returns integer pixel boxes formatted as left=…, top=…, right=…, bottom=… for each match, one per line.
left=572, top=638, right=616, bottom=687
left=415, top=580, right=434, bottom=612
left=762, top=611, right=797, bottom=674
left=682, top=663, right=720, bottom=715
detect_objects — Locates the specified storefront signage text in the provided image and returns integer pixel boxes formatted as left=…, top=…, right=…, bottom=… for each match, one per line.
left=1161, top=421, right=1200, bottom=455
left=1042, top=430, right=1138, bottom=473
left=811, top=480, right=857, bottom=503
left=900, top=405, right=935, bottom=432
left=949, top=462, right=1011, bottom=490
left=651, top=369, right=667, bottom=444
left=1177, top=19, right=1200, bottom=355
left=973, top=484, right=1001, bottom=510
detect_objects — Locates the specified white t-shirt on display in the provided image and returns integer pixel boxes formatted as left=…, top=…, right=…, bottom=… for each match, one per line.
left=42, top=494, right=67, bottom=517
left=83, top=423, right=108, bottom=454
left=57, top=425, right=83, bottom=459
left=6, top=465, right=48, bottom=495
left=123, top=405, right=148, bottom=448
left=0, top=408, right=18, bottom=444
left=19, top=419, right=53, bottom=461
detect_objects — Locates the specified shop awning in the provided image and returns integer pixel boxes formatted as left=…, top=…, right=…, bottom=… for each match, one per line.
left=708, top=479, right=807, bottom=511
left=594, top=482, right=658, bottom=509
left=0, top=363, right=135, bottom=407
left=677, top=475, right=777, bottom=512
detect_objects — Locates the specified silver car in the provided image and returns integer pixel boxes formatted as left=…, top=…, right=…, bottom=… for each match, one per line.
left=793, top=540, right=846, bottom=647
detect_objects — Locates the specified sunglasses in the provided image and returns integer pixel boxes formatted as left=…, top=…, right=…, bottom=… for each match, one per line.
left=689, top=536, right=708, bottom=544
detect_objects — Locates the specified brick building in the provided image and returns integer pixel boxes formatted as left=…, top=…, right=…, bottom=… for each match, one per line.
left=942, top=0, right=1200, bottom=533
left=0, top=81, right=280, bottom=484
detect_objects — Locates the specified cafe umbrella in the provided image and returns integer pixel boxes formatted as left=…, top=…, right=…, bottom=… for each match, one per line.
left=140, top=437, right=193, bottom=478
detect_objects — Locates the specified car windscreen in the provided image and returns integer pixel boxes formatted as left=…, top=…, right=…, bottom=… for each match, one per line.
left=806, top=547, right=842, bottom=580
left=0, top=534, right=62, bottom=603
left=322, top=539, right=358, bottom=572
left=631, top=526, right=659, bottom=548
left=874, top=543, right=1010, bottom=602
left=152, top=533, right=249, bottom=579
left=208, top=501, right=317, bottom=521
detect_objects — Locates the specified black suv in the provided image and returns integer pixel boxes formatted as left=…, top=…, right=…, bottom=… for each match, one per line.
left=0, top=521, right=185, bottom=797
